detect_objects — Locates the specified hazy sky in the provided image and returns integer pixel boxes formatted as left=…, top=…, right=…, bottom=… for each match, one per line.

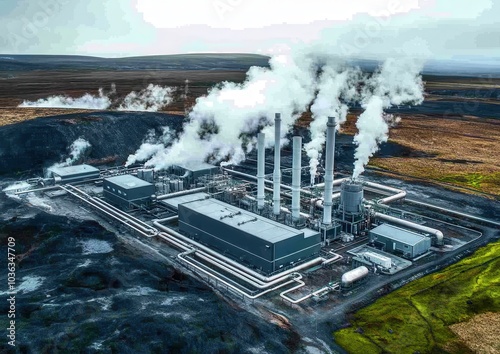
left=0, top=0, right=498, bottom=59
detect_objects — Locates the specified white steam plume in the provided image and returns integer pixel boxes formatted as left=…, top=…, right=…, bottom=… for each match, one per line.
left=305, top=64, right=363, bottom=184
left=352, top=58, right=424, bottom=178
left=142, top=54, right=318, bottom=170
left=125, top=127, right=173, bottom=166
left=19, top=84, right=175, bottom=112
left=19, top=88, right=112, bottom=110
left=118, top=84, right=175, bottom=112
left=46, top=138, right=91, bottom=174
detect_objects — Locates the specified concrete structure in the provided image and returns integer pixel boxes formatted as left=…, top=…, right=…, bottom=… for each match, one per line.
left=291, top=136, right=302, bottom=220
left=103, top=174, right=155, bottom=210
left=273, top=113, right=282, bottom=215
left=369, top=223, right=431, bottom=259
left=362, top=251, right=392, bottom=269
left=171, top=162, right=218, bottom=186
left=257, top=133, right=266, bottom=209
left=323, top=116, right=336, bottom=225
left=178, top=198, right=321, bottom=274
left=339, top=180, right=365, bottom=235
left=47, top=164, right=100, bottom=184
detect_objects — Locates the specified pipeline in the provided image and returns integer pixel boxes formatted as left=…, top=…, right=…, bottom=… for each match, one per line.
left=153, top=218, right=326, bottom=283
left=156, top=187, right=208, bottom=201
left=280, top=282, right=340, bottom=304
left=373, top=212, right=444, bottom=245
left=363, top=181, right=407, bottom=204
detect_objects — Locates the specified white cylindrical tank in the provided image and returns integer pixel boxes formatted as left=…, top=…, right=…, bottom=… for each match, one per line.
left=341, top=266, right=369, bottom=287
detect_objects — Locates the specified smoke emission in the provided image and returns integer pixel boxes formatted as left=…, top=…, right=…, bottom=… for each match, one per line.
left=19, top=88, right=112, bottom=110
left=135, top=52, right=423, bottom=177
left=19, top=84, right=175, bottom=112
left=46, top=138, right=91, bottom=174
left=352, top=58, right=424, bottom=178
left=126, top=127, right=173, bottom=166
left=118, top=84, right=175, bottom=112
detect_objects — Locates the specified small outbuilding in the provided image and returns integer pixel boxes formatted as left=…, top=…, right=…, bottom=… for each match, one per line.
left=103, top=174, right=155, bottom=210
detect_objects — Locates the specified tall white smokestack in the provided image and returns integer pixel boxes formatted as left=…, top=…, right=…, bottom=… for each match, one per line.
left=291, top=136, right=302, bottom=220
left=322, top=116, right=335, bottom=225
left=273, top=113, right=282, bottom=215
left=257, top=133, right=266, bottom=209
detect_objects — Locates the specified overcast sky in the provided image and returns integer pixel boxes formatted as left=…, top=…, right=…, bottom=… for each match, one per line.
left=0, top=0, right=498, bottom=60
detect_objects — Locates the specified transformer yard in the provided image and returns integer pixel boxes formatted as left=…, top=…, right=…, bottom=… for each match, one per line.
left=4, top=113, right=499, bottom=320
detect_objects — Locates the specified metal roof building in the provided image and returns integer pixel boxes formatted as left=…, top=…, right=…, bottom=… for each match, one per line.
left=171, top=162, right=218, bottom=185
left=160, top=192, right=211, bottom=210
left=369, top=223, right=431, bottom=259
left=103, top=174, right=155, bottom=210
left=47, top=164, right=100, bottom=184
left=178, top=198, right=321, bottom=274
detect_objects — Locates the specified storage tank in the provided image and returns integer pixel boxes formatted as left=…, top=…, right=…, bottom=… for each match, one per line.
left=341, top=266, right=369, bottom=288
left=340, top=180, right=364, bottom=214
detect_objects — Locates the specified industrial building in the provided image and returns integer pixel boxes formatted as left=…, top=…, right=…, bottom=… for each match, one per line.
left=171, top=162, right=218, bottom=186
left=178, top=198, right=322, bottom=274
left=370, top=223, right=431, bottom=259
left=47, top=164, right=100, bottom=184
left=103, top=174, right=155, bottom=210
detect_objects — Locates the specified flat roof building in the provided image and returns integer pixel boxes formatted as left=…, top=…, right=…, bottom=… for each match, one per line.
left=178, top=198, right=321, bottom=274
left=103, top=174, right=155, bottom=210
left=47, top=164, right=100, bottom=184
left=171, top=162, right=218, bottom=185
left=369, top=223, right=431, bottom=259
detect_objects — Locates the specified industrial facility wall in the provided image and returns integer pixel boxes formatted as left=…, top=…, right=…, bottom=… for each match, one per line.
left=54, top=171, right=100, bottom=184
left=103, top=182, right=155, bottom=209
left=178, top=205, right=320, bottom=273
left=373, top=234, right=431, bottom=258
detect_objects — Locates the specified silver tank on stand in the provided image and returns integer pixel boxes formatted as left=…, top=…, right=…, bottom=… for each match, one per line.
left=340, top=180, right=364, bottom=214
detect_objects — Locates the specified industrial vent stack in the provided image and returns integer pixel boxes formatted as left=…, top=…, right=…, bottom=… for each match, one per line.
left=322, top=116, right=335, bottom=225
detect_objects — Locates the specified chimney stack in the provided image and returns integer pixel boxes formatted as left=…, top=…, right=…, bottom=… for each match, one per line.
left=257, top=133, right=265, bottom=209
left=322, top=116, right=336, bottom=225
left=291, top=136, right=302, bottom=220
left=273, top=113, right=281, bottom=215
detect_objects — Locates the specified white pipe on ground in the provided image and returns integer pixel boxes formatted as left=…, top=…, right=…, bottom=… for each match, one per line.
left=257, top=132, right=266, bottom=209
left=373, top=212, right=444, bottom=245
left=291, top=136, right=302, bottom=220
left=363, top=181, right=407, bottom=204
left=322, top=116, right=336, bottom=225
left=273, top=113, right=282, bottom=215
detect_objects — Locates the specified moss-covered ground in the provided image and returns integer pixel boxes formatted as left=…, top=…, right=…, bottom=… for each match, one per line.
left=333, top=240, right=500, bottom=354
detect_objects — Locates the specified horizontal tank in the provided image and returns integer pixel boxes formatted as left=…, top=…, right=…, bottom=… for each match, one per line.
left=341, top=266, right=369, bottom=287
left=340, top=180, right=364, bottom=214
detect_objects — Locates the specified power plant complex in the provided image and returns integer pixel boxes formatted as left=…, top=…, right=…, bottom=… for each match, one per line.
left=6, top=113, right=491, bottom=305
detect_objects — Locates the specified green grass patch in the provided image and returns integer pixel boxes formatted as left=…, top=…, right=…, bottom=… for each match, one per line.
left=438, top=172, right=500, bottom=192
left=333, top=241, right=500, bottom=353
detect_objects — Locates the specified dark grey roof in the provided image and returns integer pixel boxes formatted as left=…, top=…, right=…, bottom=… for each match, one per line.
left=160, top=192, right=210, bottom=209
left=104, top=174, right=153, bottom=189
left=48, top=164, right=100, bottom=177
left=181, top=198, right=317, bottom=243
left=174, top=161, right=218, bottom=172
left=370, top=223, right=427, bottom=246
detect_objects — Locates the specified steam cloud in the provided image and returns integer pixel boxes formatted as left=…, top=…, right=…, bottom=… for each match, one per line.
left=19, top=84, right=175, bottom=112
left=352, top=58, right=424, bottom=178
left=125, top=127, right=173, bottom=166
left=46, top=138, right=91, bottom=174
left=118, top=84, right=175, bottom=112
left=132, top=53, right=423, bottom=178
left=19, top=88, right=112, bottom=110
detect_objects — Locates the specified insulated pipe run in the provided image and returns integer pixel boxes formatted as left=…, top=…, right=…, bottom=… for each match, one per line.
left=291, top=136, right=302, bottom=220
left=322, top=116, right=336, bottom=225
left=363, top=181, right=407, bottom=204
left=257, top=133, right=266, bottom=209
left=373, top=212, right=444, bottom=245
left=273, top=113, right=282, bottom=215
left=156, top=187, right=207, bottom=200
left=153, top=220, right=324, bottom=282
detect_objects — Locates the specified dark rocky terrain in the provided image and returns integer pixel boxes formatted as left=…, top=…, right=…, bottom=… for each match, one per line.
left=0, top=194, right=300, bottom=353
left=0, top=112, right=184, bottom=176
